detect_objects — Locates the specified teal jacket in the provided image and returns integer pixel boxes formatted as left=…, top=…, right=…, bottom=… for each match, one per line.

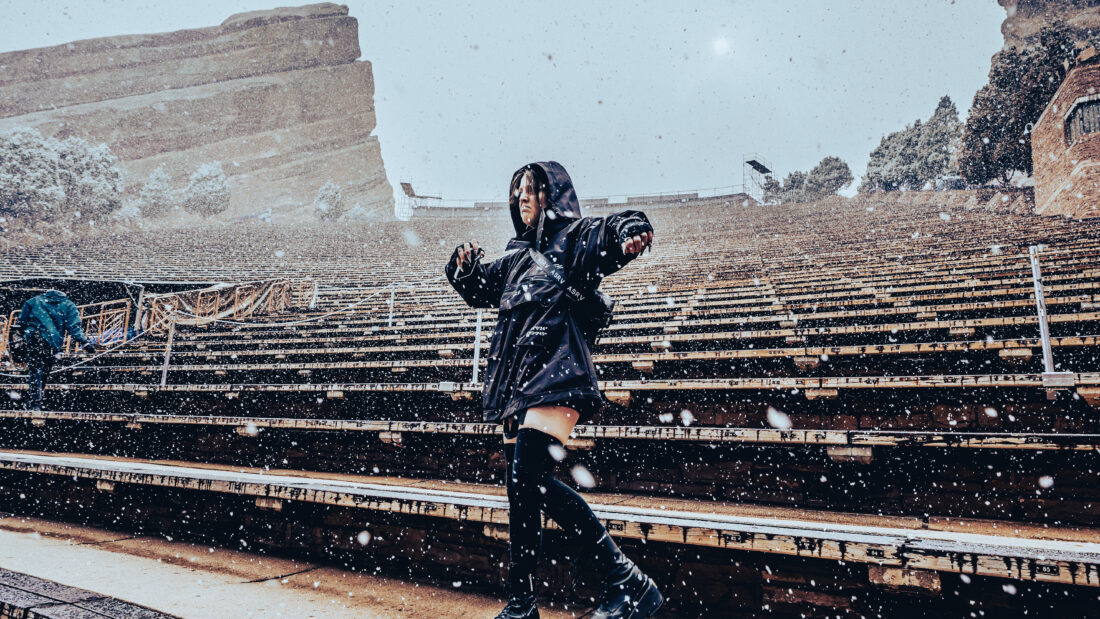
left=17, top=290, right=91, bottom=352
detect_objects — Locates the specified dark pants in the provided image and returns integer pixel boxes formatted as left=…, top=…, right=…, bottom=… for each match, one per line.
left=26, top=334, right=55, bottom=410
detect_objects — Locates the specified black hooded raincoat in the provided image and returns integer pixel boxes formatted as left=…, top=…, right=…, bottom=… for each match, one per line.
left=445, top=161, right=650, bottom=424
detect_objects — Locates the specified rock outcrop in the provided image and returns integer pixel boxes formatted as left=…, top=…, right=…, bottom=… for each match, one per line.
left=999, top=0, right=1100, bottom=48
left=0, top=3, right=393, bottom=220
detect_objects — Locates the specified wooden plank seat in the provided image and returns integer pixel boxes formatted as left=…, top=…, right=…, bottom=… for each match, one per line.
left=0, top=450, right=1096, bottom=587
left=68, top=336, right=1098, bottom=384
left=180, top=269, right=1100, bottom=329
left=95, top=335, right=1097, bottom=366
left=139, top=260, right=1100, bottom=325
left=143, top=298, right=1099, bottom=354
left=139, top=306, right=1100, bottom=360
left=232, top=266, right=1100, bottom=314
left=2, top=410, right=1097, bottom=451
left=4, top=371, right=1099, bottom=397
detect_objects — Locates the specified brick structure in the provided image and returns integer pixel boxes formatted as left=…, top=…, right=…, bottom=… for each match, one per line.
left=1032, top=49, right=1100, bottom=218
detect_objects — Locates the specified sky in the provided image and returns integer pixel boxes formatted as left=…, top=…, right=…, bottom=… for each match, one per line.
left=0, top=0, right=1006, bottom=205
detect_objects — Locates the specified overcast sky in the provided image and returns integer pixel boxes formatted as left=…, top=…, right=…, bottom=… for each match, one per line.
left=1, top=0, right=1005, bottom=203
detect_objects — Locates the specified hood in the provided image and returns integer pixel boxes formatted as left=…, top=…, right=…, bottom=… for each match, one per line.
left=509, top=161, right=582, bottom=249
left=40, top=290, right=68, bottom=304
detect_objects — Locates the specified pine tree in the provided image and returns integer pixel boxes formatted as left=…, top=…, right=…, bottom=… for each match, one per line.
left=55, top=137, right=122, bottom=220
left=958, top=22, right=1079, bottom=185
left=313, top=182, right=346, bottom=220
left=182, top=162, right=230, bottom=217
left=859, top=97, right=962, bottom=192
left=917, top=96, right=963, bottom=184
left=805, top=156, right=854, bottom=198
left=0, top=127, right=122, bottom=222
left=780, top=170, right=808, bottom=203
left=0, top=127, right=65, bottom=220
left=762, top=176, right=783, bottom=204
left=137, top=166, right=174, bottom=218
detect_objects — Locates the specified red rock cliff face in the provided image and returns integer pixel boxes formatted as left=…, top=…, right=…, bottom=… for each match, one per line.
left=999, top=0, right=1100, bottom=48
left=0, top=3, right=394, bottom=220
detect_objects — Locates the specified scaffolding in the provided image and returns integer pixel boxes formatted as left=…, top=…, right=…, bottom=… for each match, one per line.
left=742, top=154, right=773, bottom=204
left=399, top=182, right=443, bottom=218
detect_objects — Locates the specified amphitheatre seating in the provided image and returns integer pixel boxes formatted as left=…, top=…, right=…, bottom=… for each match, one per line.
left=2, top=450, right=1098, bottom=588
left=0, top=189, right=1099, bottom=613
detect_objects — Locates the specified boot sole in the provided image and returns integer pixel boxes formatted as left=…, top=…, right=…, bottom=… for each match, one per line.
left=627, top=577, right=663, bottom=618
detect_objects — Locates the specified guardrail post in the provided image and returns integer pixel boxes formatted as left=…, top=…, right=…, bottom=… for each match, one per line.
left=159, top=314, right=176, bottom=388
left=388, top=286, right=395, bottom=328
left=1029, top=246, right=1055, bottom=373
left=472, top=309, right=483, bottom=384
left=1030, top=246, right=1074, bottom=391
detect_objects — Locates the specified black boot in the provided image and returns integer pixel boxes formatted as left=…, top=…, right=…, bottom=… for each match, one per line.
left=589, top=533, right=663, bottom=619
left=495, top=566, right=539, bottom=619
left=494, top=594, right=538, bottom=619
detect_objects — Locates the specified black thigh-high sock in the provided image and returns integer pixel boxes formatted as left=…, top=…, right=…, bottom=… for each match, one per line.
left=510, top=429, right=613, bottom=580
left=503, top=442, right=533, bottom=597
left=542, top=477, right=609, bottom=547
left=505, top=429, right=554, bottom=597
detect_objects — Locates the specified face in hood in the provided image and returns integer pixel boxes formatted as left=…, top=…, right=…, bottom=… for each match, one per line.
left=509, top=161, right=582, bottom=248
left=41, top=290, right=69, bottom=304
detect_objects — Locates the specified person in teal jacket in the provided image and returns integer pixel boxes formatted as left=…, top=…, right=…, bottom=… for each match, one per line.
left=16, top=290, right=96, bottom=410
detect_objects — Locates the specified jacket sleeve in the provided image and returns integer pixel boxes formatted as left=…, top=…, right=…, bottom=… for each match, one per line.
left=16, top=300, right=31, bottom=328
left=61, top=300, right=91, bottom=345
left=445, top=246, right=509, bottom=309
left=568, top=210, right=650, bottom=288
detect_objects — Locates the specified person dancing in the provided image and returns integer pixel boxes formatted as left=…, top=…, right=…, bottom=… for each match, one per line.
left=446, top=161, right=661, bottom=619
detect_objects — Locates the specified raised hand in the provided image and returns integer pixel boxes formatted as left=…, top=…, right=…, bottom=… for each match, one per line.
left=456, top=241, right=483, bottom=271
left=622, top=230, right=654, bottom=255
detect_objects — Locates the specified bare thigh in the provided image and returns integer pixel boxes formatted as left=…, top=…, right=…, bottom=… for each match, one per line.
left=519, top=405, right=579, bottom=445
left=502, top=406, right=581, bottom=445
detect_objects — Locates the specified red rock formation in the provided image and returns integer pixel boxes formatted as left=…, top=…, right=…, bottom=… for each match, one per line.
left=999, top=0, right=1100, bottom=49
left=0, top=3, right=393, bottom=220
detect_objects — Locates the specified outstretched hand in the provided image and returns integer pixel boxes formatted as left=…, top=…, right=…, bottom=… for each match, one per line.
left=621, top=231, right=654, bottom=255
left=456, top=241, right=483, bottom=271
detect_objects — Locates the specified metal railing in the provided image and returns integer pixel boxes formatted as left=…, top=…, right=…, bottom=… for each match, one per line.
left=66, top=299, right=132, bottom=354
left=2, top=298, right=133, bottom=360
left=408, top=184, right=750, bottom=213
left=0, top=315, right=9, bottom=360
left=141, top=279, right=315, bottom=333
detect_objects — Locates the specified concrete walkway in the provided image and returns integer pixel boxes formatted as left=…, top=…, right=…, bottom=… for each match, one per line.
left=0, top=567, right=175, bottom=618
left=0, top=514, right=577, bottom=618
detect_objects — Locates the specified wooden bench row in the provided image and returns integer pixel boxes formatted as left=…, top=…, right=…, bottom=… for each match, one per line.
left=5, top=372, right=1099, bottom=402
left=0, top=451, right=1095, bottom=587
left=155, top=309, right=1100, bottom=362
left=2, top=410, right=1097, bottom=451
left=172, top=288, right=1098, bottom=345
left=101, top=336, right=1096, bottom=370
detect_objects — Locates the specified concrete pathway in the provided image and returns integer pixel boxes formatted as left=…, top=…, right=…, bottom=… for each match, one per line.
left=0, top=514, right=577, bottom=618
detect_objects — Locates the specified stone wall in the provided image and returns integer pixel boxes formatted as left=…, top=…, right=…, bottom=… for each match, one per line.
left=1032, top=57, right=1100, bottom=218
left=0, top=3, right=394, bottom=220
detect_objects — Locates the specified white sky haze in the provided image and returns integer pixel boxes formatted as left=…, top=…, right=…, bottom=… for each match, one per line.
left=0, top=1, right=1006, bottom=203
